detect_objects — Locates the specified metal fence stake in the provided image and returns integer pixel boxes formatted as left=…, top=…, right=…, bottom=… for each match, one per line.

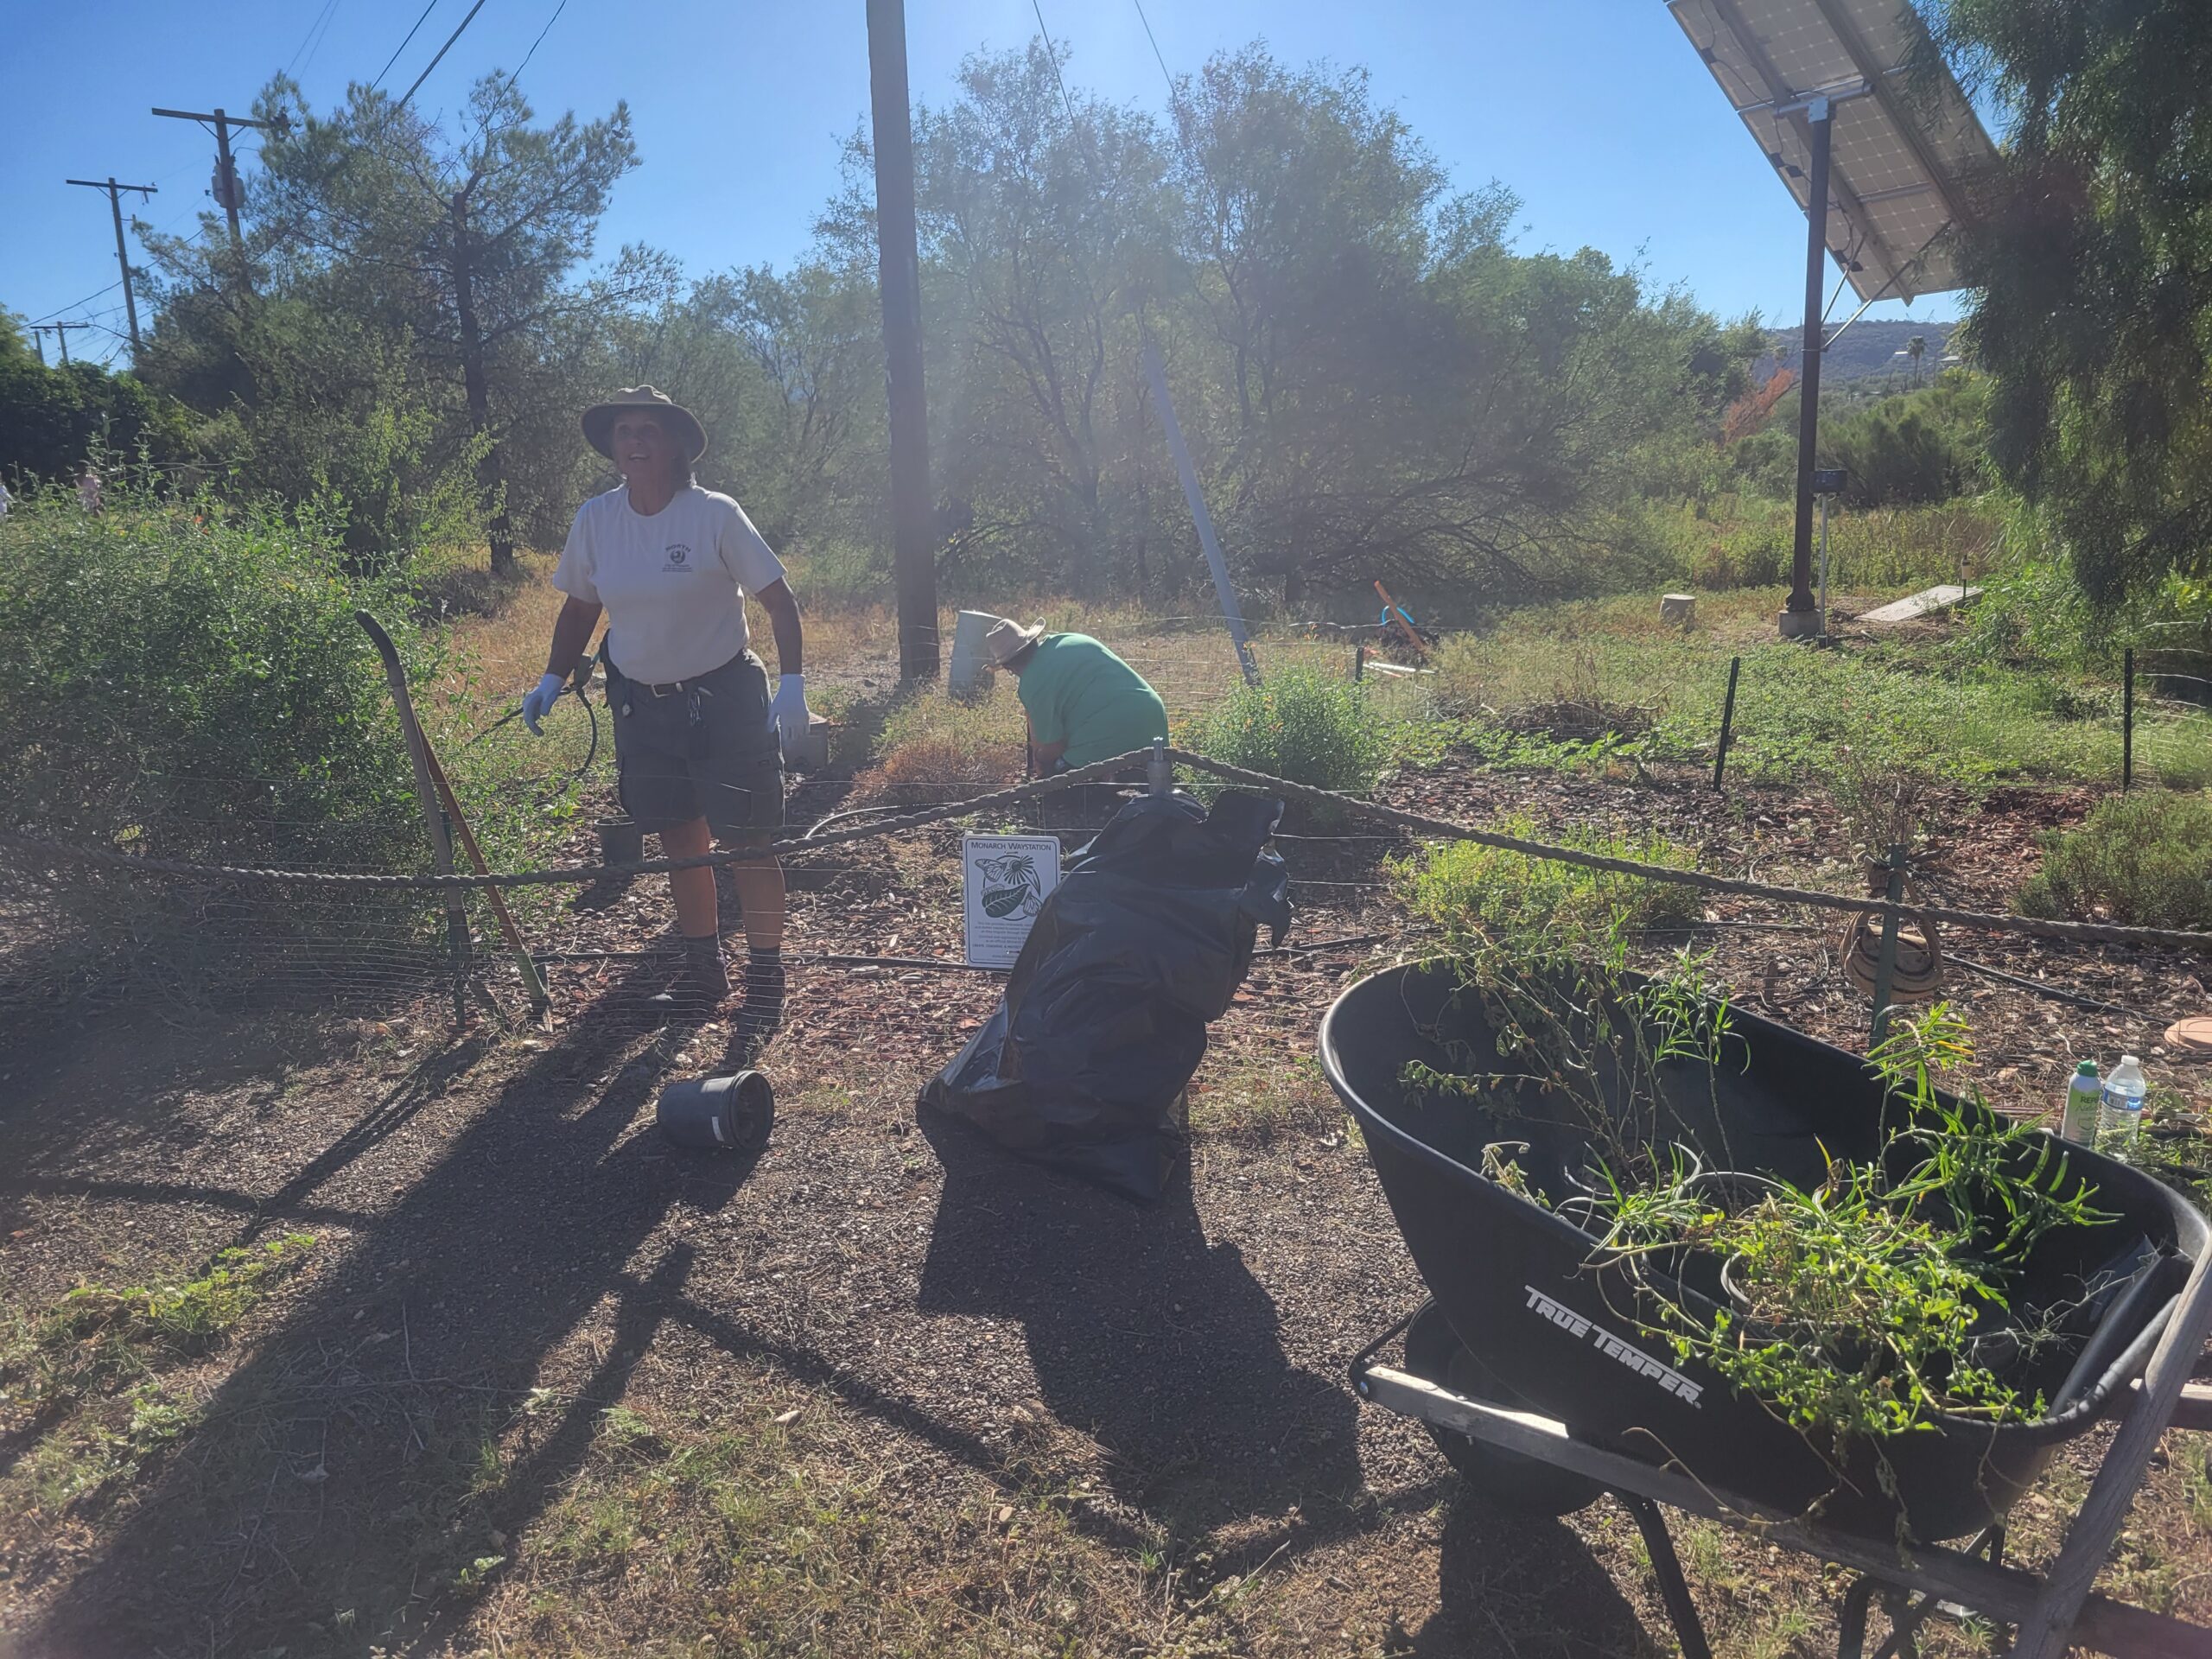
left=2122, top=646, right=2134, bottom=793
left=1713, top=657, right=1742, bottom=792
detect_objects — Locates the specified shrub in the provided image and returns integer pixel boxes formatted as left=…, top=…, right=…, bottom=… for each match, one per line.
left=1196, top=664, right=1387, bottom=797
left=0, top=492, right=425, bottom=868
left=1392, top=818, right=1702, bottom=951
left=2017, top=791, right=2212, bottom=929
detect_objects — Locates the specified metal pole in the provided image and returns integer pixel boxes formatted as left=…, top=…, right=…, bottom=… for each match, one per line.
left=1141, top=338, right=1262, bottom=687
left=1869, top=842, right=1906, bottom=1048
left=1783, top=98, right=1834, bottom=638
left=1354, top=644, right=1366, bottom=683
left=1713, top=656, right=1741, bottom=791
left=2122, top=647, right=2134, bottom=793
left=866, top=0, right=941, bottom=683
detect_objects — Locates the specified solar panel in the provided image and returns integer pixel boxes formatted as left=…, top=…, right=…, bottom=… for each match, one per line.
left=1668, top=0, right=1996, bottom=302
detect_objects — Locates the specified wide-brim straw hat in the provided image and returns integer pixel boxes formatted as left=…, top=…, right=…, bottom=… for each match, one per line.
left=582, top=385, right=708, bottom=462
left=982, top=616, right=1046, bottom=666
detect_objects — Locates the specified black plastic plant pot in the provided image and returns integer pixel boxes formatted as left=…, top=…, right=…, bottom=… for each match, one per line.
left=597, top=817, right=645, bottom=868
left=1319, top=961, right=2209, bottom=1542
left=658, top=1071, right=774, bottom=1155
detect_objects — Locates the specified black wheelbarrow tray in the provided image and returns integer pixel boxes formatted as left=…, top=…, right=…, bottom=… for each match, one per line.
left=1323, top=962, right=2212, bottom=1659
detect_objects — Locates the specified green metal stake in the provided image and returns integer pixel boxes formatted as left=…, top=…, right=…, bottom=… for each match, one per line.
left=1713, top=656, right=1742, bottom=792
left=2122, top=646, right=2134, bottom=793
left=1869, top=842, right=1907, bottom=1049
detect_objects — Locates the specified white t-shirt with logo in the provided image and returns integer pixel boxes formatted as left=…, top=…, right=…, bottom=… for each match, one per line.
left=553, top=485, right=788, bottom=683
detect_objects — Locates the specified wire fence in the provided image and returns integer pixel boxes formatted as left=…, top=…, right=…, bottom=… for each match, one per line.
left=3, top=607, right=2209, bottom=1081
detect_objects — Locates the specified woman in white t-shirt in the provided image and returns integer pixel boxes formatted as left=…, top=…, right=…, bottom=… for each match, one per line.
left=520, top=386, right=811, bottom=1046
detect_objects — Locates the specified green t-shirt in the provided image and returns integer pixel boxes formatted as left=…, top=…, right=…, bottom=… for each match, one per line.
left=1016, top=633, right=1168, bottom=767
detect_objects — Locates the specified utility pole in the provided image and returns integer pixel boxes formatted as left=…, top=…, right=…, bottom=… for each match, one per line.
left=150, top=104, right=291, bottom=254
left=65, top=177, right=157, bottom=358
left=866, top=0, right=941, bottom=681
left=32, top=322, right=93, bottom=366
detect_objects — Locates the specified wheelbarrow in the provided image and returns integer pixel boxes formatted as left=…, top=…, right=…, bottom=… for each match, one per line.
left=1322, top=961, right=2212, bottom=1659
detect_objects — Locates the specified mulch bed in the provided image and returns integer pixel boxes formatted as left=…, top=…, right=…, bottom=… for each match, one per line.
left=1, top=746, right=2207, bottom=1655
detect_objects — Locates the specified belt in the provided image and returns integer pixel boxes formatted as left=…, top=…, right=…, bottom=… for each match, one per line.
left=613, top=654, right=743, bottom=698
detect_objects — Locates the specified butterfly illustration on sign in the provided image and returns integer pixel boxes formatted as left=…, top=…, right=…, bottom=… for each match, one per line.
left=976, top=852, right=1045, bottom=920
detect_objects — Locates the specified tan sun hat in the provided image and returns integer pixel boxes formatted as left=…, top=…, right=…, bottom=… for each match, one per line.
left=982, top=616, right=1046, bottom=666
left=582, top=385, right=708, bottom=462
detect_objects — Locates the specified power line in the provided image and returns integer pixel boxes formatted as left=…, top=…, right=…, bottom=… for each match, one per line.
left=1029, top=0, right=1082, bottom=128
left=284, top=0, right=343, bottom=79
left=29, top=280, right=124, bottom=328
left=1130, top=0, right=1177, bottom=102
left=372, top=0, right=443, bottom=93
left=296, top=0, right=347, bottom=79
left=499, top=0, right=569, bottom=92
left=395, top=0, right=492, bottom=114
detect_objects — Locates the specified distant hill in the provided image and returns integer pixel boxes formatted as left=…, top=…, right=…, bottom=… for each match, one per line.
left=1761, top=319, right=1958, bottom=385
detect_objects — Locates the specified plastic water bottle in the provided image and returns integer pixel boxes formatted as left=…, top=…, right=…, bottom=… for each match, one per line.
left=2096, top=1055, right=2147, bottom=1152
left=2061, top=1060, right=2101, bottom=1144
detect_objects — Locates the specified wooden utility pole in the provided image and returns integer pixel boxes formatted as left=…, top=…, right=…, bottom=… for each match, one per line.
left=32, top=321, right=92, bottom=366
left=866, top=0, right=941, bottom=681
left=150, top=105, right=291, bottom=257
left=65, top=177, right=157, bottom=358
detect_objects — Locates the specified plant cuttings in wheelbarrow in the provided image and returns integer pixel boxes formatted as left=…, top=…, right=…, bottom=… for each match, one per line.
left=1402, top=923, right=2120, bottom=1463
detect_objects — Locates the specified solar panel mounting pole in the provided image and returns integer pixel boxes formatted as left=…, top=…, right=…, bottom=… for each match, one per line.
left=1781, top=96, right=1834, bottom=641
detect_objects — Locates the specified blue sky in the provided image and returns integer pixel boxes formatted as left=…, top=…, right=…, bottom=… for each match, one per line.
left=3, top=0, right=1960, bottom=367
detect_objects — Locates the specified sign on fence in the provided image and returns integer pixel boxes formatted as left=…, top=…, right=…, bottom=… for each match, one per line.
left=962, top=834, right=1060, bottom=968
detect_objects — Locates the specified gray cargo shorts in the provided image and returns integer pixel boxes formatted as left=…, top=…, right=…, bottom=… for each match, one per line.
left=607, top=651, right=785, bottom=840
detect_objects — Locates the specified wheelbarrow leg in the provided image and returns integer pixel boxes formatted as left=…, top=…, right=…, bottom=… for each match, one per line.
left=1619, top=1494, right=1712, bottom=1659
left=1838, top=1577, right=1879, bottom=1659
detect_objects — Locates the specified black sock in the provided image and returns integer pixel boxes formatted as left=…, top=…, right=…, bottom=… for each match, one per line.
left=746, top=946, right=784, bottom=1001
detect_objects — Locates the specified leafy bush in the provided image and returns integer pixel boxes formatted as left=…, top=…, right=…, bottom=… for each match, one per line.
left=0, top=491, right=426, bottom=868
left=1392, top=818, right=1702, bottom=950
left=2017, top=791, right=2212, bottom=929
left=1196, top=664, right=1387, bottom=797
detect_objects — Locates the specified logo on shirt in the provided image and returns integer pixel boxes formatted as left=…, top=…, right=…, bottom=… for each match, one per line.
left=664, top=542, right=690, bottom=570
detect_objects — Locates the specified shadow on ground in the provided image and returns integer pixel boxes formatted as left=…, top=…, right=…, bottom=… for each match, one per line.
left=11, top=960, right=755, bottom=1657
left=914, top=1109, right=1364, bottom=1543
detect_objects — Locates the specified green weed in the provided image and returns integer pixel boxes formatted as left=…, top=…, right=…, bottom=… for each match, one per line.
left=1391, top=818, right=1702, bottom=950
left=2017, top=790, right=2212, bottom=929
left=1196, top=663, right=1389, bottom=801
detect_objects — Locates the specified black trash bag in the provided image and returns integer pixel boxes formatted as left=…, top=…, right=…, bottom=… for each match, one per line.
left=920, top=788, right=1292, bottom=1203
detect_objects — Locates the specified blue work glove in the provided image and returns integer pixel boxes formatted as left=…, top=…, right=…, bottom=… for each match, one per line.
left=768, top=673, right=812, bottom=754
left=520, top=671, right=566, bottom=736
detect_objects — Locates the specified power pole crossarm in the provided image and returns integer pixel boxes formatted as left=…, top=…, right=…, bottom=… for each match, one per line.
left=65, top=177, right=157, bottom=358
left=150, top=105, right=291, bottom=259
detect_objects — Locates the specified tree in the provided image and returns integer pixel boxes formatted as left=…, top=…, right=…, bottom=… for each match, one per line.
left=0, top=309, right=193, bottom=485
left=1925, top=0, right=2212, bottom=606
left=139, top=73, right=645, bottom=571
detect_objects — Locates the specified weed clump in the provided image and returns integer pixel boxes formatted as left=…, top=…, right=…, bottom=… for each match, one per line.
left=1392, top=820, right=1701, bottom=950
left=2017, top=790, right=2212, bottom=930
left=1197, top=664, right=1387, bottom=798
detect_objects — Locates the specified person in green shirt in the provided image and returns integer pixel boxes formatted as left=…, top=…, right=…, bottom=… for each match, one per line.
left=982, top=617, right=1168, bottom=772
